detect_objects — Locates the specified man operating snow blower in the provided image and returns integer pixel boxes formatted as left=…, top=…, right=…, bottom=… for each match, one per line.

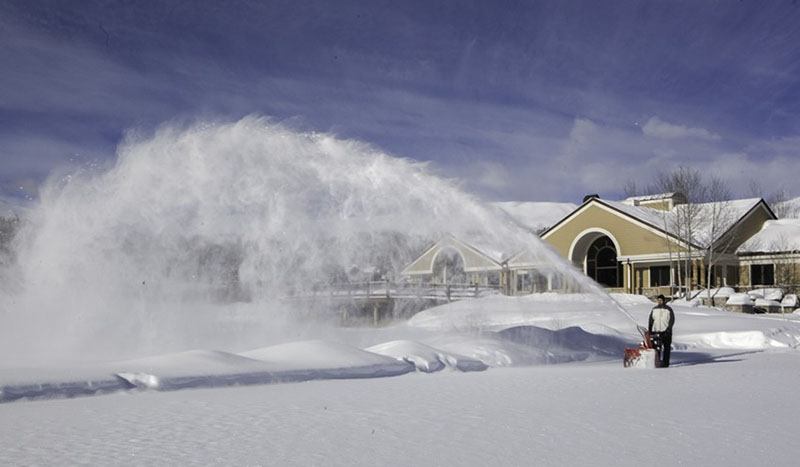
left=649, top=294, right=675, bottom=368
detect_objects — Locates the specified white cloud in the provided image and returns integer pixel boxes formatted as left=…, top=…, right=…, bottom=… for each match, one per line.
left=642, top=116, right=721, bottom=141
left=473, top=161, right=512, bottom=192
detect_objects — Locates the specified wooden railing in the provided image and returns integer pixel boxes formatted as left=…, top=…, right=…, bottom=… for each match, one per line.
left=292, top=281, right=502, bottom=302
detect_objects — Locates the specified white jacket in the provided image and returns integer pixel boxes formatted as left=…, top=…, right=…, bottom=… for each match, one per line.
left=650, top=306, right=673, bottom=333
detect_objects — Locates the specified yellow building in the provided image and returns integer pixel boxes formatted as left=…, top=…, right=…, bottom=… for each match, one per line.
left=541, top=193, right=775, bottom=296
left=401, top=193, right=790, bottom=298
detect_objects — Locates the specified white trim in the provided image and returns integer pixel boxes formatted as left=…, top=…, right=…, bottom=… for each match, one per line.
left=618, top=251, right=740, bottom=264
left=567, top=227, right=622, bottom=265
left=464, top=265, right=504, bottom=272
left=618, top=251, right=705, bottom=262
left=740, top=253, right=800, bottom=266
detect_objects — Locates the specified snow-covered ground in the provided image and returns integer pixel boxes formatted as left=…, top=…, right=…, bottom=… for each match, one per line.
left=3, top=293, right=800, bottom=465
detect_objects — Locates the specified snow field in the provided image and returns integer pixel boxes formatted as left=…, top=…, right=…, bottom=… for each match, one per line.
left=3, top=293, right=800, bottom=465
left=2, top=352, right=800, bottom=466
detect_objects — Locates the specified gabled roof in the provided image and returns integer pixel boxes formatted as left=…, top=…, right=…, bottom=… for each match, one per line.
left=541, top=197, right=694, bottom=248
left=542, top=196, right=774, bottom=249
left=401, top=234, right=506, bottom=275
left=698, top=198, right=775, bottom=248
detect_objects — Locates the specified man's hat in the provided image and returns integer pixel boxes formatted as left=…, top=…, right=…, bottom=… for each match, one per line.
left=656, top=294, right=666, bottom=300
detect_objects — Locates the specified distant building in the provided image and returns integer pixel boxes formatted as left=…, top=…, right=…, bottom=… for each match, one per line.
left=542, top=193, right=775, bottom=295
left=402, top=192, right=800, bottom=298
left=541, top=193, right=776, bottom=296
left=400, top=234, right=581, bottom=295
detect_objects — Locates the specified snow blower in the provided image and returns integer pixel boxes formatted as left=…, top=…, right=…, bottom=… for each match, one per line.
left=623, top=330, right=657, bottom=369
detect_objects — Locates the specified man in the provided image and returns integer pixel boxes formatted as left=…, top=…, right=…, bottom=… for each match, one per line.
left=648, top=294, right=675, bottom=368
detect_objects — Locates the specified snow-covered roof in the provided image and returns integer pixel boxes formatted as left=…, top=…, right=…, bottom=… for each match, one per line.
left=598, top=197, right=765, bottom=248
left=492, top=201, right=578, bottom=233
left=737, top=218, right=800, bottom=254
left=691, top=198, right=765, bottom=247
left=600, top=199, right=669, bottom=229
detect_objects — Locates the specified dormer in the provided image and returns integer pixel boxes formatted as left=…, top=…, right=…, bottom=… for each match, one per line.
left=621, top=192, right=686, bottom=211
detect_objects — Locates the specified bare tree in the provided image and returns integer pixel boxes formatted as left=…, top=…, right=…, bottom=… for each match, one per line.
left=655, top=167, right=708, bottom=296
left=623, top=180, right=640, bottom=199
left=750, top=180, right=796, bottom=218
left=704, top=175, right=736, bottom=303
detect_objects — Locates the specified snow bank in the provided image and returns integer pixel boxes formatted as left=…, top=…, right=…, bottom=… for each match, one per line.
left=782, top=294, right=798, bottom=307
left=1, top=343, right=414, bottom=402
left=420, top=325, right=634, bottom=368
left=497, top=326, right=629, bottom=358
left=366, top=340, right=487, bottom=372
left=407, top=293, right=634, bottom=333
left=113, top=349, right=278, bottom=390
left=705, top=287, right=735, bottom=298
left=726, top=293, right=754, bottom=305
left=427, top=335, right=555, bottom=367
left=239, top=340, right=414, bottom=378
left=675, top=331, right=789, bottom=350
left=749, top=288, right=784, bottom=301
left=0, top=367, right=131, bottom=403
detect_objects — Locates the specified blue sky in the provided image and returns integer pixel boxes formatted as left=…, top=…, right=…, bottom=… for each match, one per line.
left=1, top=0, right=799, bottom=203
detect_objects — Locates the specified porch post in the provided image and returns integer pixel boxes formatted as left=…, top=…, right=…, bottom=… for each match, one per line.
left=700, top=258, right=706, bottom=288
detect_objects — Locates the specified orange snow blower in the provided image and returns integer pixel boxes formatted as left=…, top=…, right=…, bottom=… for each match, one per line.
left=623, top=330, right=658, bottom=369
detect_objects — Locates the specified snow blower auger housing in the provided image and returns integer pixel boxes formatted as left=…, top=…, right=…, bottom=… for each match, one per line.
left=623, top=331, right=657, bottom=369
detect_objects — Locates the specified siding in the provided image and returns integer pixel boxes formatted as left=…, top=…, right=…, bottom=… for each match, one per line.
left=543, top=203, right=685, bottom=258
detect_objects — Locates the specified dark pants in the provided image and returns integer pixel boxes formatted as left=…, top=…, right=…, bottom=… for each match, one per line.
left=652, top=332, right=672, bottom=368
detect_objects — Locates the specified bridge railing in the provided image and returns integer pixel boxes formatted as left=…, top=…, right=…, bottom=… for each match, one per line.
left=319, top=281, right=501, bottom=301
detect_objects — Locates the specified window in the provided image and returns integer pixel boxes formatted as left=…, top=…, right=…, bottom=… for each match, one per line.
left=750, top=264, right=774, bottom=286
left=586, top=236, right=620, bottom=287
left=650, top=266, right=670, bottom=287
left=726, top=266, right=738, bottom=287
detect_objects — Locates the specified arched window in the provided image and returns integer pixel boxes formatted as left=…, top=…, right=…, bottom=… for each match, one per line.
left=432, top=247, right=466, bottom=285
left=586, top=236, right=621, bottom=287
